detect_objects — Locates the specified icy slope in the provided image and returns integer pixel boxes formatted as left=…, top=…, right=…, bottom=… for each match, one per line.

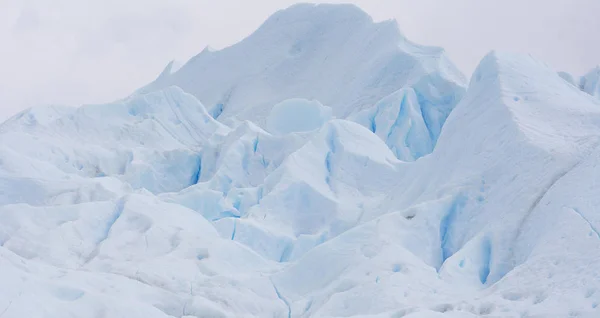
left=0, top=195, right=289, bottom=318
left=0, top=85, right=402, bottom=316
left=0, top=86, right=229, bottom=204
left=141, top=3, right=466, bottom=153
left=270, top=52, right=600, bottom=317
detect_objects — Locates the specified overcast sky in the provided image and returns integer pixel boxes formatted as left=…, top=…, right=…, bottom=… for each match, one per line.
left=1, top=0, right=599, bottom=120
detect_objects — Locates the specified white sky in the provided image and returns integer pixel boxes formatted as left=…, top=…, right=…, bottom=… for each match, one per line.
left=1, top=0, right=599, bottom=120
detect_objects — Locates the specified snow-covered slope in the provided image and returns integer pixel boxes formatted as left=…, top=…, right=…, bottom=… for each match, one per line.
left=140, top=3, right=466, bottom=162
left=273, top=51, right=600, bottom=317
left=2, top=4, right=600, bottom=318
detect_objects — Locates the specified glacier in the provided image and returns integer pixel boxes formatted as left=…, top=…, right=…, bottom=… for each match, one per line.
left=1, top=3, right=600, bottom=318
left=266, top=99, right=332, bottom=135
left=580, top=66, right=600, bottom=99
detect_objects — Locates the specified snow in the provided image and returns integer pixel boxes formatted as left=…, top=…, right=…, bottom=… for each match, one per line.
left=1, top=4, right=600, bottom=318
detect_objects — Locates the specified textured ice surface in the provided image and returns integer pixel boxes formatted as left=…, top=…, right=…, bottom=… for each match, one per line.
left=1, top=4, right=600, bottom=318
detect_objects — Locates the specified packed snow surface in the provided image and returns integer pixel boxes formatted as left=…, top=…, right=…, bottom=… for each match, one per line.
left=2, top=3, right=600, bottom=318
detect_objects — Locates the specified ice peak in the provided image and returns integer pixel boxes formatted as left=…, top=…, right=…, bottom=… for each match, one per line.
left=156, top=60, right=175, bottom=80
left=451, top=51, right=600, bottom=155
left=470, top=51, right=557, bottom=90
left=139, top=3, right=465, bottom=128
left=249, top=2, right=397, bottom=51
left=261, top=3, right=372, bottom=27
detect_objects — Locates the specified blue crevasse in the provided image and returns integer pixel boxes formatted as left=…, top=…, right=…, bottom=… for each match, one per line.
left=349, top=71, right=466, bottom=162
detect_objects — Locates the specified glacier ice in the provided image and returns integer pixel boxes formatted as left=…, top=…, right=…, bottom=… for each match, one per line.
left=138, top=1, right=466, bottom=161
left=580, top=66, right=600, bottom=98
left=1, top=4, right=600, bottom=318
left=266, top=99, right=332, bottom=135
left=140, top=3, right=466, bottom=129
left=560, top=66, right=600, bottom=101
